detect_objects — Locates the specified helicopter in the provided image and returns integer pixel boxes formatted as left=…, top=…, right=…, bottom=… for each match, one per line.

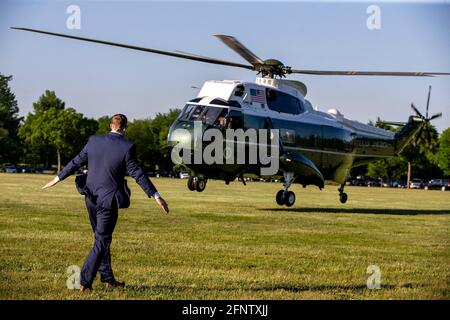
left=11, top=27, right=448, bottom=206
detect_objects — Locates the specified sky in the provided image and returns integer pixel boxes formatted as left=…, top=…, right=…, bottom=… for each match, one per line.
left=0, top=0, right=449, bottom=133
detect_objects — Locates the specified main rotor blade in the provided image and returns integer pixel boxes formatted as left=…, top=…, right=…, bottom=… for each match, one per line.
left=411, top=103, right=424, bottom=119
left=428, top=112, right=442, bottom=121
left=426, top=85, right=431, bottom=118
left=11, top=27, right=254, bottom=71
left=174, top=50, right=233, bottom=62
left=290, top=69, right=450, bottom=77
left=214, top=34, right=265, bottom=67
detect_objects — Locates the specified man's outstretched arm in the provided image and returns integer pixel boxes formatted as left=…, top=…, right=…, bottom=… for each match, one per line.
left=125, top=144, right=169, bottom=214
left=42, top=140, right=89, bottom=189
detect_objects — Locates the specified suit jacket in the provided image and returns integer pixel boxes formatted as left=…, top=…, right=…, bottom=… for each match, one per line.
left=58, top=132, right=158, bottom=209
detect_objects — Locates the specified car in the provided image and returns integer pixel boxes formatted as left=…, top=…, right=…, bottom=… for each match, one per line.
left=167, top=171, right=178, bottom=178
left=154, top=169, right=169, bottom=178
left=345, top=177, right=363, bottom=186
left=392, top=180, right=407, bottom=188
left=179, top=171, right=190, bottom=179
left=5, top=165, right=18, bottom=173
left=381, top=180, right=393, bottom=187
left=352, top=178, right=367, bottom=186
left=345, top=176, right=354, bottom=186
left=33, top=167, right=44, bottom=174
left=409, top=178, right=424, bottom=189
left=21, top=167, right=33, bottom=173
left=424, top=179, right=450, bottom=191
left=366, top=178, right=381, bottom=187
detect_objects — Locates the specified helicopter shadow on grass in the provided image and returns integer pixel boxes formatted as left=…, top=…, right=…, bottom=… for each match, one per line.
left=260, top=207, right=450, bottom=216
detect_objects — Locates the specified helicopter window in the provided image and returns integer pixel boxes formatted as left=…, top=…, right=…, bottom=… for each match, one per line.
left=234, top=85, right=245, bottom=97
left=189, top=105, right=206, bottom=121
left=202, top=107, right=226, bottom=125
left=179, top=104, right=196, bottom=120
left=216, top=108, right=228, bottom=127
left=266, top=89, right=303, bottom=115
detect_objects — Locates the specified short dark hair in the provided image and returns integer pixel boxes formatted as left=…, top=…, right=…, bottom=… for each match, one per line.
left=110, top=114, right=128, bottom=130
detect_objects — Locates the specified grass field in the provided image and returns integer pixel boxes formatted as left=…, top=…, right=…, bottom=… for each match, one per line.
left=0, top=173, right=449, bottom=300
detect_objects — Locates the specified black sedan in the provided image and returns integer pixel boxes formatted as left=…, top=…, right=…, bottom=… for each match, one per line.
left=424, top=179, right=450, bottom=191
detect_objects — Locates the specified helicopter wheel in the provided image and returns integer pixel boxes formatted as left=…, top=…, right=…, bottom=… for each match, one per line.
left=187, top=177, right=196, bottom=191
left=276, top=190, right=285, bottom=206
left=339, top=192, right=348, bottom=204
left=284, top=191, right=296, bottom=207
left=195, top=179, right=207, bottom=192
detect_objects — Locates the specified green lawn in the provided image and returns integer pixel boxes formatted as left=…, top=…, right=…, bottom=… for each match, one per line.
left=0, top=173, right=449, bottom=299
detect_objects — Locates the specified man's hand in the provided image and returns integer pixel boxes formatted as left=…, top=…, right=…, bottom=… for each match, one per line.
left=155, top=197, right=169, bottom=214
left=42, top=176, right=60, bottom=190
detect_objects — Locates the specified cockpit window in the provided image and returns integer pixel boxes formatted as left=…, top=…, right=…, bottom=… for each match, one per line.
left=180, top=104, right=229, bottom=127
left=202, top=107, right=224, bottom=125
left=179, top=104, right=196, bottom=120
left=189, top=105, right=206, bottom=121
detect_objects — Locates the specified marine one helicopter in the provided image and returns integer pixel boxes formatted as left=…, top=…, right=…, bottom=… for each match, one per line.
left=12, top=27, right=448, bottom=206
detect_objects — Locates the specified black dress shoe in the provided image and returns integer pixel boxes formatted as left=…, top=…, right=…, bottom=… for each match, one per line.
left=104, top=280, right=125, bottom=288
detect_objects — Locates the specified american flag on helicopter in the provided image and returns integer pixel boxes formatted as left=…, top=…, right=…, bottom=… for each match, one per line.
left=250, top=88, right=266, bottom=104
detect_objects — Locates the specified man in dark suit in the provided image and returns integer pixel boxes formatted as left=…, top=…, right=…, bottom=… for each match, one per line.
left=42, top=114, right=169, bottom=292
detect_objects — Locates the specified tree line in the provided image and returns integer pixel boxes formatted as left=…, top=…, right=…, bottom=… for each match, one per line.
left=1, top=73, right=449, bottom=178
left=0, top=74, right=180, bottom=172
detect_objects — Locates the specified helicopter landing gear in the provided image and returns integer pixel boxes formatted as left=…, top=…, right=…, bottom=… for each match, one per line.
left=187, top=177, right=195, bottom=191
left=188, top=176, right=207, bottom=192
left=275, top=172, right=296, bottom=207
left=276, top=190, right=296, bottom=207
left=338, top=185, right=348, bottom=204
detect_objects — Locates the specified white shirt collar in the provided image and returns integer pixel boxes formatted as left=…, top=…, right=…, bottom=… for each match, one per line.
left=110, top=130, right=124, bottom=136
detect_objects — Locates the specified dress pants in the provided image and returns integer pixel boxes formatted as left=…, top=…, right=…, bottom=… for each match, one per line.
left=80, top=196, right=118, bottom=287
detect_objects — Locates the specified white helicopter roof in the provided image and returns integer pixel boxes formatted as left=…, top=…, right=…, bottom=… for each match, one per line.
left=197, top=80, right=240, bottom=101
left=195, top=77, right=394, bottom=139
left=197, top=77, right=308, bottom=102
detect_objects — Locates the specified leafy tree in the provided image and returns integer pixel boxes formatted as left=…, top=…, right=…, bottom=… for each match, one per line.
left=96, top=115, right=111, bottom=134
left=126, top=119, right=157, bottom=168
left=19, top=92, right=97, bottom=171
left=32, top=90, right=65, bottom=114
left=125, top=109, right=180, bottom=170
left=151, top=110, right=180, bottom=152
left=19, top=90, right=65, bottom=167
left=19, top=111, right=54, bottom=167
left=0, top=74, right=23, bottom=164
left=367, top=160, right=388, bottom=179
left=367, top=156, right=408, bottom=180
left=149, top=109, right=180, bottom=170
left=436, top=128, right=450, bottom=176
left=0, top=120, right=7, bottom=139
left=399, top=124, right=441, bottom=181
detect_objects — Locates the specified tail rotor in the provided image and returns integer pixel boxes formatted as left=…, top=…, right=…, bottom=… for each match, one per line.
left=410, top=86, right=442, bottom=149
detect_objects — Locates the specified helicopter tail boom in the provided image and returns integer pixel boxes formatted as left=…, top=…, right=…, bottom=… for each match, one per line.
left=394, top=116, right=426, bottom=154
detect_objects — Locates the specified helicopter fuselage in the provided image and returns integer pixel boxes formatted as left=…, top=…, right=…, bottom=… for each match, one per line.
left=167, top=77, right=413, bottom=187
